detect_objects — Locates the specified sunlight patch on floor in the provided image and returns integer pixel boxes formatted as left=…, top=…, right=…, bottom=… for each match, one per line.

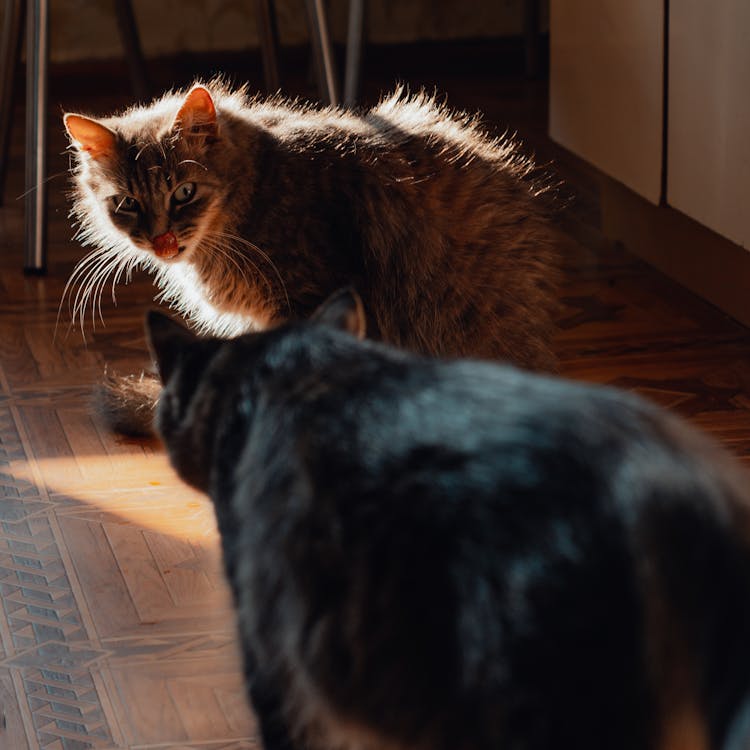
left=10, top=452, right=220, bottom=544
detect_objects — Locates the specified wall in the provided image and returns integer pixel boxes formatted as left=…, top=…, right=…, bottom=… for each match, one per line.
left=1, top=0, right=548, bottom=64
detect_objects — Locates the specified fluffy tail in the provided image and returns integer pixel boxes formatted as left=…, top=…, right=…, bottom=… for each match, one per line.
left=91, top=369, right=161, bottom=438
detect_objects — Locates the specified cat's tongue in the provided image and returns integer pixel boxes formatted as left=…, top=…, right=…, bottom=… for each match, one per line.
left=152, top=232, right=179, bottom=259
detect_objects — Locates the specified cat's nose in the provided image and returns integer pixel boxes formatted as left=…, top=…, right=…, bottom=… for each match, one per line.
left=151, top=232, right=179, bottom=259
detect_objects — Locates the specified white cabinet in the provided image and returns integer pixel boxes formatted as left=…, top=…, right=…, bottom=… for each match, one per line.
left=550, top=0, right=750, bottom=250
left=667, top=0, right=750, bottom=249
left=549, top=0, right=664, bottom=205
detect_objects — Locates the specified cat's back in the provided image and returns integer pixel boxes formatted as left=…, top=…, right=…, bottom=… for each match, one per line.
left=206, top=83, right=561, bottom=369
left=227, top=87, right=522, bottom=168
left=198, top=320, right=750, bottom=750
left=250, top=331, right=750, bottom=624
left=249, top=329, right=742, bottom=518
left=238, top=330, right=750, bottom=750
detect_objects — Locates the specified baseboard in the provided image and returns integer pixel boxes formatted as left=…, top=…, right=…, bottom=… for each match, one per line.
left=600, top=176, right=750, bottom=328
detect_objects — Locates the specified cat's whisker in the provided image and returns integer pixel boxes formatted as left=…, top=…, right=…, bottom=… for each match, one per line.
left=220, top=247, right=265, bottom=298
left=69, top=248, right=118, bottom=301
left=72, top=276, right=97, bottom=339
left=83, top=265, right=109, bottom=330
left=71, top=250, right=122, bottom=336
left=111, top=257, right=130, bottom=303
left=111, top=253, right=140, bottom=304
left=61, top=248, right=121, bottom=340
left=178, top=159, right=208, bottom=171
left=55, top=249, right=104, bottom=339
left=202, top=235, right=272, bottom=302
left=72, top=262, right=103, bottom=335
left=100, top=257, right=130, bottom=318
left=134, top=142, right=152, bottom=161
left=89, top=256, right=123, bottom=329
left=213, top=230, right=291, bottom=313
left=201, top=234, right=286, bottom=318
left=91, top=254, right=123, bottom=328
left=200, top=234, right=245, bottom=269
left=15, top=171, right=68, bottom=200
left=201, top=239, right=262, bottom=298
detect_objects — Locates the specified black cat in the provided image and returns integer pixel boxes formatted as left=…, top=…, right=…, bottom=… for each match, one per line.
left=147, top=289, right=750, bottom=750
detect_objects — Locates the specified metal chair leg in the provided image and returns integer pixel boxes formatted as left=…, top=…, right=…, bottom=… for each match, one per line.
left=304, top=0, right=338, bottom=106
left=524, top=0, right=541, bottom=79
left=113, top=0, right=150, bottom=101
left=0, top=0, right=24, bottom=207
left=25, top=0, right=47, bottom=274
left=343, top=0, right=364, bottom=107
left=256, top=0, right=281, bottom=93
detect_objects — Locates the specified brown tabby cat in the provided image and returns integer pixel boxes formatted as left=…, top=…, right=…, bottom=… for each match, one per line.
left=63, top=80, right=561, bottom=434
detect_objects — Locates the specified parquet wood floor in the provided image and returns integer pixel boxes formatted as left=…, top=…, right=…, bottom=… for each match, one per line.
left=1, top=49, right=750, bottom=749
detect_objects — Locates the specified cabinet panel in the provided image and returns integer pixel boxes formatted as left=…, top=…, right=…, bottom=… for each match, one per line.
left=667, top=0, right=750, bottom=248
left=549, top=0, right=664, bottom=204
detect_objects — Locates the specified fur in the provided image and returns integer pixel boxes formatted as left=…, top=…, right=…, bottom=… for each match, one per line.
left=63, top=80, right=562, bottom=435
left=148, top=290, right=750, bottom=750
left=90, top=368, right=162, bottom=438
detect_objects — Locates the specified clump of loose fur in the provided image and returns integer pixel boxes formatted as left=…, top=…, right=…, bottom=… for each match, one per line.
left=91, top=369, right=161, bottom=438
left=64, top=79, right=563, bottom=436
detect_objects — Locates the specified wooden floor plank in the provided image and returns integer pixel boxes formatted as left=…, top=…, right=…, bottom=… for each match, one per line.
left=0, top=668, right=32, bottom=750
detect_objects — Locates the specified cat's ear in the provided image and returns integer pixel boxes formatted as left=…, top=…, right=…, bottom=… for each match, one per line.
left=64, top=114, right=117, bottom=160
left=145, top=311, right=201, bottom=383
left=311, top=288, right=366, bottom=340
left=172, top=85, right=218, bottom=140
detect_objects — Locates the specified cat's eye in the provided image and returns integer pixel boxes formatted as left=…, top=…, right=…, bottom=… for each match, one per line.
left=113, top=195, right=139, bottom=213
left=172, top=182, right=196, bottom=205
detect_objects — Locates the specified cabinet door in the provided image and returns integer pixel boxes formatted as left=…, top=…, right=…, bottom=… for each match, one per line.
left=549, top=0, right=664, bottom=204
left=667, top=0, right=750, bottom=248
